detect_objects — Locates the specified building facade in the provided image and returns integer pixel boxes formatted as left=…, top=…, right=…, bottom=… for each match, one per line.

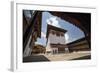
left=46, top=25, right=69, bottom=54
left=67, top=37, right=90, bottom=52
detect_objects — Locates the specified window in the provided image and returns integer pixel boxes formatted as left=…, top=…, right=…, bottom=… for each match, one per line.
left=61, top=33, right=64, bottom=36
left=51, top=30, right=55, bottom=35
left=56, top=32, right=60, bottom=36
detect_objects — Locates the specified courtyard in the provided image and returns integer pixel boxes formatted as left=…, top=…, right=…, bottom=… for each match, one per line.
left=23, top=51, right=90, bottom=62
left=23, top=10, right=91, bottom=63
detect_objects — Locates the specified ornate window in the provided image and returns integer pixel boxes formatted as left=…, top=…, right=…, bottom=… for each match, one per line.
left=56, top=31, right=60, bottom=36
left=51, top=30, right=55, bottom=35
left=61, top=33, right=64, bottom=36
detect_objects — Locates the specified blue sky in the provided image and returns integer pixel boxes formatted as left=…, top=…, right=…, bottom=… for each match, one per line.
left=35, top=12, right=85, bottom=46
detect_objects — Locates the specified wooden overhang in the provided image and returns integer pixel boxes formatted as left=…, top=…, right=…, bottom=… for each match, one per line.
left=49, top=11, right=91, bottom=35
left=33, top=11, right=42, bottom=38
left=23, top=11, right=42, bottom=52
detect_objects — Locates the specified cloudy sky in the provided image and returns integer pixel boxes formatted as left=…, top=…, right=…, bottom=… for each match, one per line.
left=35, top=12, right=85, bottom=46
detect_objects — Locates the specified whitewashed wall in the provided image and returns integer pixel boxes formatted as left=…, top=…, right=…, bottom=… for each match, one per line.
left=48, top=33, right=66, bottom=44
left=46, top=32, right=67, bottom=53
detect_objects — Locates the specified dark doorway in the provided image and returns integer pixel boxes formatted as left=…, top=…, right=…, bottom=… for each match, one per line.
left=58, top=48, right=65, bottom=53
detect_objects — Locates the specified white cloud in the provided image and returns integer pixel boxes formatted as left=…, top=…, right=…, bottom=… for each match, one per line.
left=46, top=16, right=60, bottom=27
left=41, top=32, right=46, bottom=38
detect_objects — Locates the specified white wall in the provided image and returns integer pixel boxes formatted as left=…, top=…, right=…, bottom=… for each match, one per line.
left=0, top=0, right=100, bottom=73
left=46, top=32, right=66, bottom=52
left=48, top=33, right=66, bottom=44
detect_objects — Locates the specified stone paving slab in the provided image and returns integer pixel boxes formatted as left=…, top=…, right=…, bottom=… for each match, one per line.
left=43, top=51, right=91, bottom=61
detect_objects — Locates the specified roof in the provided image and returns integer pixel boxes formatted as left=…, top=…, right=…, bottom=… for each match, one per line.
left=67, top=37, right=86, bottom=45
left=46, top=24, right=67, bottom=38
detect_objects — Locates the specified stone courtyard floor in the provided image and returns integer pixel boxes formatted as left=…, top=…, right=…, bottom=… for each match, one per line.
left=23, top=51, right=91, bottom=62
left=43, top=51, right=91, bottom=61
